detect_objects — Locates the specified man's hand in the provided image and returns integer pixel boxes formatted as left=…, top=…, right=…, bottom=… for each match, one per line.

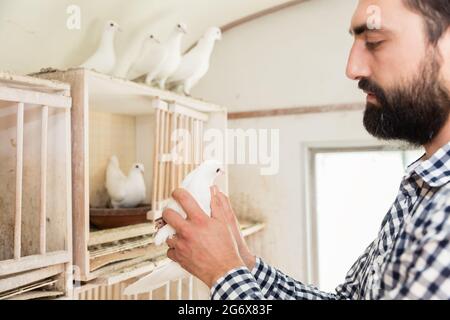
left=215, top=191, right=257, bottom=271
left=162, top=187, right=246, bottom=288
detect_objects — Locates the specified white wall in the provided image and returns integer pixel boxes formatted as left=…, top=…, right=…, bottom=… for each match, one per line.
left=193, top=0, right=364, bottom=110
left=193, top=0, right=380, bottom=286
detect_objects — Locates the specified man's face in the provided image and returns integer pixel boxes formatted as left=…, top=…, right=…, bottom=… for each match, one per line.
left=346, top=0, right=450, bottom=146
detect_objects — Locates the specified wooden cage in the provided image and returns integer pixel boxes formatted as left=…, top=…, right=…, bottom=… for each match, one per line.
left=73, top=221, right=264, bottom=300
left=34, top=69, right=230, bottom=286
left=0, top=73, right=73, bottom=300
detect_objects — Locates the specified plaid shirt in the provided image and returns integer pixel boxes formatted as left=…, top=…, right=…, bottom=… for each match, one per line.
left=211, top=142, right=450, bottom=300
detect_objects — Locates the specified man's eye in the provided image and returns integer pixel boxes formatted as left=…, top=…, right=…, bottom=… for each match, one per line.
left=366, top=41, right=384, bottom=50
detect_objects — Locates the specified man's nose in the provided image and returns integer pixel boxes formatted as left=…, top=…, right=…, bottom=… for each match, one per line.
left=346, top=42, right=371, bottom=81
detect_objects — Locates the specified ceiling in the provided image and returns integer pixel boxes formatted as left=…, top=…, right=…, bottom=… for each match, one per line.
left=0, top=0, right=292, bottom=75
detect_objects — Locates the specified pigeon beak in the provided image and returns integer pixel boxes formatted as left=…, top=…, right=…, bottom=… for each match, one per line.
left=219, top=169, right=225, bottom=175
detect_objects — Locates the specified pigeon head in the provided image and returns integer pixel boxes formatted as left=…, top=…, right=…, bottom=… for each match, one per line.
left=132, top=163, right=145, bottom=174
left=176, top=23, right=188, bottom=35
left=147, top=34, right=160, bottom=44
left=205, top=27, right=222, bottom=41
left=105, top=20, right=122, bottom=33
left=199, top=160, right=225, bottom=183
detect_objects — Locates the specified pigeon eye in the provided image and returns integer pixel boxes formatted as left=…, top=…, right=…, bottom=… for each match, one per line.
left=110, top=23, right=114, bottom=27
left=216, top=168, right=220, bottom=173
left=136, top=165, right=139, bottom=169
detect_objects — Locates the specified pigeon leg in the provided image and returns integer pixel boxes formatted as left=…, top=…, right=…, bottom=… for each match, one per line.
left=158, top=78, right=167, bottom=90
left=183, top=79, right=194, bottom=96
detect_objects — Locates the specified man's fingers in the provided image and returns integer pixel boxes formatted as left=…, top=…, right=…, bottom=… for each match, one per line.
left=172, top=188, right=205, bottom=221
left=167, top=248, right=177, bottom=262
left=217, top=191, right=232, bottom=213
left=210, top=186, right=225, bottom=221
left=162, top=208, right=188, bottom=232
left=166, top=236, right=177, bottom=248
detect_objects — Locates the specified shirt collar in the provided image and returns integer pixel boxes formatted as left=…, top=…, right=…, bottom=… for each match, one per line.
left=406, top=141, right=450, bottom=188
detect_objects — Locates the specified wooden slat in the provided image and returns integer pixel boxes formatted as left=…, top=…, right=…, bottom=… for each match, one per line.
left=157, top=110, right=166, bottom=209
left=169, top=103, right=208, bottom=122
left=199, top=120, right=204, bottom=164
left=177, top=279, right=182, bottom=300
left=88, top=223, right=155, bottom=246
left=89, top=251, right=164, bottom=280
left=0, top=86, right=71, bottom=108
left=90, top=245, right=157, bottom=272
left=170, top=113, right=178, bottom=192
left=40, top=106, right=48, bottom=254
left=0, top=279, right=58, bottom=300
left=221, top=0, right=308, bottom=32
left=165, top=282, right=170, bottom=300
left=94, top=261, right=157, bottom=286
left=228, top=103, right=365, bottom=120
left=164, top=112, right=172, bottom=199
left=5, top=290, right=63, bottom=301
left=189, top=117, right=195, bottom=172
left=90, top=237, right=153, bottom=258
left=0, top=251, right=70, bottom=277
left=0, top=71, right=70, bottom=94
left=0, top=264, right=64, bottom=294
left=14, top=102, right=24, bottom=260
left=241, top=222, right=266, bottom=237
left=64, top=105, right=73, bottom=295
left=152, top=107, right=161, bottom=215
left=188, top=276, right=193, bottom=300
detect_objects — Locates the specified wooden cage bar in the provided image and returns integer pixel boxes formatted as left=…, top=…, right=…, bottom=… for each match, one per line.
left=0, top=72, right=72, bottom=300
left=40, top=106, right=48, bottom=255
left=14, top=102, right=24, bottom=260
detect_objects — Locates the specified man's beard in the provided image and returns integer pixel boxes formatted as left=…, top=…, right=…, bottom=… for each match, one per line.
left=360, top=55, right=450, bottom=146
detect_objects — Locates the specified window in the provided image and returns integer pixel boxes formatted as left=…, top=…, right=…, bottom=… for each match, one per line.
left=312, top=148, right=423, bottom=292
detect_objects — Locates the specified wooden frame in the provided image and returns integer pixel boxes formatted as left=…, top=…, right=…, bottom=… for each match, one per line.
left=35, top=68, right=228, bottom=283
left=0, top=72, right=73, bottom=300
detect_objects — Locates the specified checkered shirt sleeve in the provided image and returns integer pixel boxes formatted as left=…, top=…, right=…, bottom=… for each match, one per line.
left=211, top=257, right=350, bottom=300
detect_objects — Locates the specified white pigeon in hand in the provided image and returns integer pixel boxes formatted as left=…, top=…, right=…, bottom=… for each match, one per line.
left=80, top=20, right=122, bottom=75
left=105, top=156, right=146, bottom=209
left=149, top=23, right=187, bottom=89
left=126, top=34, right=166, bottom=81
left=167, top=27, right=222, bottom=96
left=123, top=160, right=225, bottom=295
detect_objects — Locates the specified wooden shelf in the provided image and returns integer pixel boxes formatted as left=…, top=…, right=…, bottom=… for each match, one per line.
left=90, top=221, right=265, bottom=286
left=33, top=68, right=225, bottom=116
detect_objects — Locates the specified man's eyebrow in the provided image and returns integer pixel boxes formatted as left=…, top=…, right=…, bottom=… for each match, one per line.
left=349, top=23, right=387, bottom=36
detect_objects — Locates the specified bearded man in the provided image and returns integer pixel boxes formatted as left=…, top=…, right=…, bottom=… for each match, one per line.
left=160, top=0, right=450, bottom=299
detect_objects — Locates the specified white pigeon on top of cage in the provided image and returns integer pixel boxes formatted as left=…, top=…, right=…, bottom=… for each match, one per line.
left=126, top=34, right=166, bottom=81
left=147, top=23, right=187, bottom=89
left=105, top=156, right=146, bottom=209
left=167, top=27, right=222, bottom=96
left=123, top=160, right=225, bottom=295
left=80, top=20, right=122, bottom=75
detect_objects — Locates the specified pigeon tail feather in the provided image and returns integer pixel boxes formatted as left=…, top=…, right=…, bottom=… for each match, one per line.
left=123, top=262, right=187, bottom=295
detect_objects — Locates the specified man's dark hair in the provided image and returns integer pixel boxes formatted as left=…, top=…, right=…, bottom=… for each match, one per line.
left=403, top=0, right=450, bottom=44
